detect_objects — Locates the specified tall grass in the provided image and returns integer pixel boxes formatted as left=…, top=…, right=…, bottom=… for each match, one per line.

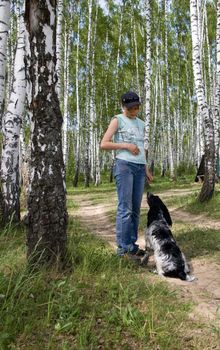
left=1, top=217, right=215, bottom=349
left=0, top=180, right=220, bottom=349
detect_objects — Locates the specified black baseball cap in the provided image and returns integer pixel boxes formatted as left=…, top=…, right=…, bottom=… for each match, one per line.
left=121, top=91, right=141, bottom=108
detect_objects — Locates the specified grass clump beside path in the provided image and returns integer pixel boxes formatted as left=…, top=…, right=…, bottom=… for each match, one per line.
left=1, top=217, right=217, bottom=350
left=162, top=186, right=220, bottom=221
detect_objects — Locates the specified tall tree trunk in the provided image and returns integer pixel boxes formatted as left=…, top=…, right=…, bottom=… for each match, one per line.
left=114, top=5, right=123, bottom=112
left=144, top=0, right=151, bottom=159
left=190, top=0, right=215, bottom=201
left=90, top=4, right=98, bottom=182
left=213, top=0, right=220, bottom=180
left=131, top=9, right=140, bottom=97
left=62, top=22, right=70, bottom=166
left=25, top=0, right=68, bottom=265
left=0, top=0, right=10, bottom=126
left=165, top=0, right=174, bottom=179
left=56, top=0, right=63, bottom=101
left=73, top=13, right=80, bottom=187
left=151, top=72, right=158, bottom=166
left=1, top=13, right=26, bottom=223
left=84, top=0, right=92, bottom=187
left=95, top=130, right=101, bottom=186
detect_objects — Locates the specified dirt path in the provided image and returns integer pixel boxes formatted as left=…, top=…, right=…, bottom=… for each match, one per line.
left=70, top=189, right=220, bottom=323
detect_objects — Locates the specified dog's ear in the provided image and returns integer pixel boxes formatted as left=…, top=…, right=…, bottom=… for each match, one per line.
left=159, top=200, right=172, bottom=226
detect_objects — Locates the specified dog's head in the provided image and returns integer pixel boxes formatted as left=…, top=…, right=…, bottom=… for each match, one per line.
left=147, top=192, right=172, bottom=227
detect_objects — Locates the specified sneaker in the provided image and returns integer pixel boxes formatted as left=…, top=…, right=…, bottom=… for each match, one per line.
left=116, top=246, right=127, bottom=256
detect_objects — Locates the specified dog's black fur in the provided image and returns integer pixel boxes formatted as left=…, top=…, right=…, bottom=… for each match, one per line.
left=144, top=192, right=195, bottom=281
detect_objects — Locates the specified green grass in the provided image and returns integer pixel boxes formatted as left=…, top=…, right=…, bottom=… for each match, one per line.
left=160, top=188, right=220, bottom=220
left=1, top=217, right=219, bottom=349
left=1, top=180, right=220, bottom=349
left=148, top=175, right=195, bottom=192
left=174, top=225, right=220, bottom=260
left=67, top=182, right=116, bottom=196
left=66, top=198, right=79, bottom=210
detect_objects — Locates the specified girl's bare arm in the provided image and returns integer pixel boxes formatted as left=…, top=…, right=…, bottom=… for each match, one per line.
left=100, top=118, right=139, bottom=154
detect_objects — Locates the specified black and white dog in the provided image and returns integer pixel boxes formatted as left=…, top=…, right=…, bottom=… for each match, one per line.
left=144, top=192, right=195, bottom=282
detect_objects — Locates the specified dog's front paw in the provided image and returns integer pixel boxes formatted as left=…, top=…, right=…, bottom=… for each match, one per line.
left=186, top=274, right=197, bottom=282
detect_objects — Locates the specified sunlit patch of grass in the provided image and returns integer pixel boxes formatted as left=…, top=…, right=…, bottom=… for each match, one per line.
left=66, top=199, right=79, bottom=210
left=67, top=182, right=116, bottom=196
left=0, top=223, right=26, bottom=273
left=162, top=189, right=220, bottom=220
left=148, top=175, right=195, bottom=193
left=173, top=225, right=220, bottom=261
left=183, top=190, right=220, bottom=220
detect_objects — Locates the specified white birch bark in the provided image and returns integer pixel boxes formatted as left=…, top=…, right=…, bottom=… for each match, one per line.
left=19, top=123, right=25, bottom=186
left=0, top=0, right=10, bottom=125
left=134, top=22, right=141, bottom=97
left=56, top=0, right=63, bottom=101
left=1, top=13, right=26, bottom=222
left=204, top=6, right=212, bottom=104
left=114, top=6, right=123, bottom=111
left=73, top=13, right=80, bottom=187
left=160, top=79, right=167, bottom=176
left=144, top=0, right=151, bottom=157
left=213, top=0, right=220, bottom=176
left=151, top=70, right=158, bottom=165
left=62, top=24, right=70, bottom=166
left=84, top=0, right=92, bottom=187
left=190, top=0, right=215, bottom=201
left=176, top=106, right=180, bottom=167
left=95, top=131, right=101, bottom=186
left=165, top=0, right=174, bottom=178
left=90, top=4, right=98, bottom=182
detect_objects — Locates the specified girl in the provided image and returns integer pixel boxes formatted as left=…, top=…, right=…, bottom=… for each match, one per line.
left=101, top=91, right=153, bottom=256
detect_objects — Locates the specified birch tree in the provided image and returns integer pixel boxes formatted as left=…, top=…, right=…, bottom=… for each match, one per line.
left=213, top=0, right=220, bottom=179
left=84, top=0, right=93, bottom=187
left=73, top=12, right=80, bottom=187
left=62, top=20, right=70, bottom=166
left=190, top=0, right=215, bottom=201
left=0, top=0, right=10, bottom=126
left=144, top=0, right=151, bottom=159
left=165, top=0, right=174, bottom=178
left=114, top=4, right=123, bottom=112
left=25, top=0, right=68, bottom=264
left=1, top=12, right=26, bottom=223
left=56, top=0, right=63, bottom=101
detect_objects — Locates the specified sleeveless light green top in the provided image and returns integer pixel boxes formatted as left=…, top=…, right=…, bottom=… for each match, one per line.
left=114, top=114, right=146, bottom=165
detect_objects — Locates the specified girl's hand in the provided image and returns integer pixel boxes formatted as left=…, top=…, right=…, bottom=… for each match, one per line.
left=126, top=143, right=140, bottom=155
left=146, top=167, right=153, bottom=182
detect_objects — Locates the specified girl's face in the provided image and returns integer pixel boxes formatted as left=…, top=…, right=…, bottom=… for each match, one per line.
left=123, top=105, right=140, bottom=118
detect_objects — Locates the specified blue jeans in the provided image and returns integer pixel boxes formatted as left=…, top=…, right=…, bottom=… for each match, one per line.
left=114, top=159, right=146, bottom=255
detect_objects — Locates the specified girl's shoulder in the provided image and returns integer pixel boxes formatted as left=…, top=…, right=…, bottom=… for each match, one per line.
left=137, top=117, right=145, bottom=127
left=112, top=114, right=124, bottom=128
